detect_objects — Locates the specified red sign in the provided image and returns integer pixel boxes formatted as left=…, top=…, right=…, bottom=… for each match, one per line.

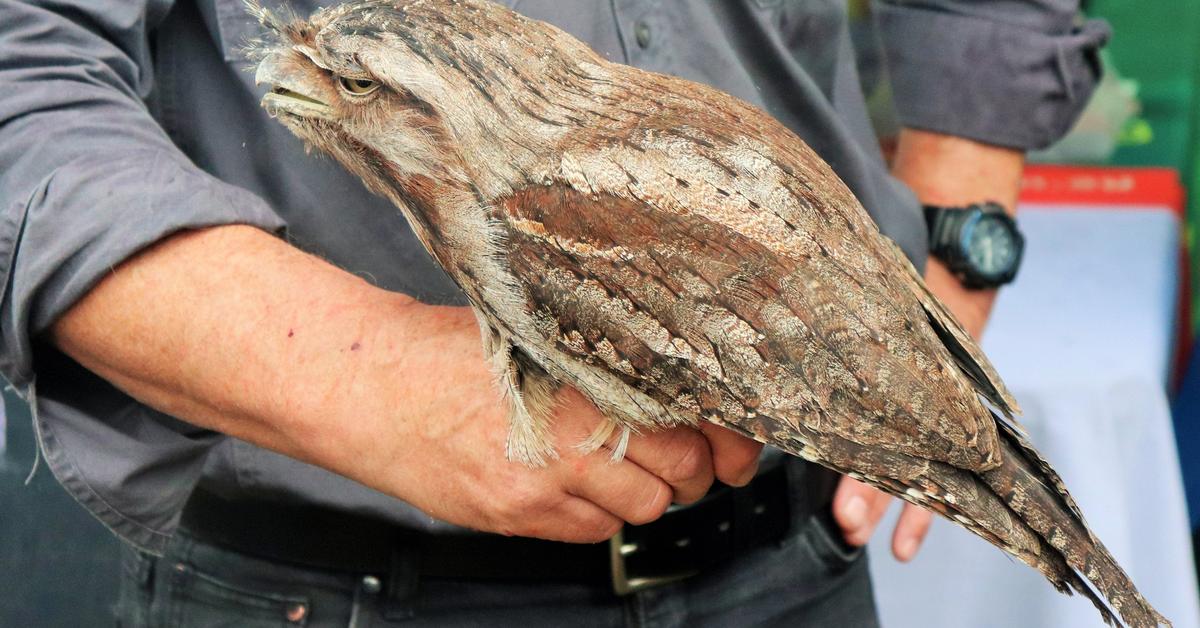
left=1020, top=165, right=1185, bottom=217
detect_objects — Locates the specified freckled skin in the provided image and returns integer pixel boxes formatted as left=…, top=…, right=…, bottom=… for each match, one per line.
left=250, top=1, right=1166, bottom=625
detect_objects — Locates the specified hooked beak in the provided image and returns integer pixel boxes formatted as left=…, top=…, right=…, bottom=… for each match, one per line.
left=255, top=51, right=334, bottom=120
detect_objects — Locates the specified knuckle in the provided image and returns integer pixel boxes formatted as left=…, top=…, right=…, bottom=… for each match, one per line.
left=730, top=444, right=762, bottom=470
left=714, top=447, right=760, bottom=486
left=717, top=458, right=756, bottom=486
left=579, top=516, right=623, bottom=543
left=497, top=479, right=555, bottom=522
left=623, top=482, right=671, bottom=526
left=660, top=433, right=710, bottom=485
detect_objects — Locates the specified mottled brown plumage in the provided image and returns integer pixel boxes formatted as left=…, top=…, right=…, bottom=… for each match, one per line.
left=249, top=1, right=1167, bottom=625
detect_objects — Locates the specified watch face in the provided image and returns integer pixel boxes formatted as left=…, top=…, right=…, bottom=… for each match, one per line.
left=964, top=214, right=1020, bottom=279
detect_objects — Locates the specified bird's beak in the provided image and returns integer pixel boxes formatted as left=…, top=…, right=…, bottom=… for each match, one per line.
left=255, top=51, right=334, bottom=120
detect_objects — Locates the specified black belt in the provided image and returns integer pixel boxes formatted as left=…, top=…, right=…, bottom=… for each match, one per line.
left=180, top=462, right=825, bottom=597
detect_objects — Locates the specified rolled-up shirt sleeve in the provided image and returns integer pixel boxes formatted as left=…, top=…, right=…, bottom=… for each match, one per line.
left=0, top=0, right=286, bottom=552
left=0, top=0, right=286, bottom=387
left=873, top=0, right=1110, bottom=150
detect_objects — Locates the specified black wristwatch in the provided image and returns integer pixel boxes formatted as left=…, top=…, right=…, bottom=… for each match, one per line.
left=923, top=202, right=1025, bottom=289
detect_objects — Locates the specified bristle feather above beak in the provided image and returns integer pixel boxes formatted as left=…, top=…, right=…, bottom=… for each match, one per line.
left=244, top=0, right=292, bottom=33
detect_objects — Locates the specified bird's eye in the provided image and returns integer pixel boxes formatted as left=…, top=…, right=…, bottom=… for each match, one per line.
left=338, top=76, right=380, bottom=96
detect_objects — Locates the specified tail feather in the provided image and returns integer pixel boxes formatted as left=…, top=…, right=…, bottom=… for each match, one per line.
left=759, top=420, right=1169, bottom=628
left=979, top=430, right=1170, bottom=627
left=992, top=417, right=1089, bottom=525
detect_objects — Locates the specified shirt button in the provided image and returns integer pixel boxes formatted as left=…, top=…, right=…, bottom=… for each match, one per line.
left=361, top=574, right=382, bottom=594
left=634, top=21, right=652, bottom=48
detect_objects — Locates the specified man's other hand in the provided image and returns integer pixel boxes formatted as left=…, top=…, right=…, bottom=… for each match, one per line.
left=833, top=476, right=933, bottom=562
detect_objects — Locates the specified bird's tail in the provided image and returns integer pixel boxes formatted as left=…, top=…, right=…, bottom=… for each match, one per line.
left=770, top=416, right=1170, bottom=627
left=966, top=420, right=1170, bottom=627
left=865, top=238, right=1166, bottom=624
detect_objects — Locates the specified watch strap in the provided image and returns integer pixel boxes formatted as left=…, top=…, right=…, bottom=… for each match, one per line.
left=922, top=205, right=944, bottom=236
left=922, top=204, right=964, bottom=261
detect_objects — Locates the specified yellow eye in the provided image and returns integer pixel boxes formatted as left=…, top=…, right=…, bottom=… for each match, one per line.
left=338, top=76, right=380, bottom=96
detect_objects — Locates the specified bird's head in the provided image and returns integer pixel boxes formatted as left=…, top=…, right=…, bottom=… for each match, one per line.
left=251, top=0, right=466, bottom=196
left=249, top=0, right=601, bottom=203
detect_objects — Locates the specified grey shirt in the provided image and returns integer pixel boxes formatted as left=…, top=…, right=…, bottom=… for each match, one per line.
left=0, top=0, right=1106, bottom=554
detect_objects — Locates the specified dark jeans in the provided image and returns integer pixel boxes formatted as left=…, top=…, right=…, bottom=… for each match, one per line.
left=114, top=509, right=879, bottom=628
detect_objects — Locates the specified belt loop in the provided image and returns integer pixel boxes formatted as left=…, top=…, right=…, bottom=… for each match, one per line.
left=381, top=540, right=420, bottom=620
left=122, top=545, right=157, bottom=591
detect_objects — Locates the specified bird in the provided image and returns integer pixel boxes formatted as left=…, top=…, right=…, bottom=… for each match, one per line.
left=248, top=1, right=1168, bottom=625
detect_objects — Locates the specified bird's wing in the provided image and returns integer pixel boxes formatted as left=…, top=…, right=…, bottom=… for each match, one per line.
left=488, top=136, right=1006, bottom=471
left=878, top=237, right=1022, bottom=418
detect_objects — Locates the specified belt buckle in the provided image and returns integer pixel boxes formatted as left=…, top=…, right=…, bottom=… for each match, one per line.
left=608, top=528, right=697, bottom=596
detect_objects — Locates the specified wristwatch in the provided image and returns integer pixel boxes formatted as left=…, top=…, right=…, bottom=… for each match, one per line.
left=923, top=202, right=1025, bottom=289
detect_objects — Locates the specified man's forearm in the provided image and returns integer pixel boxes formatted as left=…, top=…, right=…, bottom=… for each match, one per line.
left=891, top=128, right=1025, bottom=337
left=49, top=225, right=472, bottom=484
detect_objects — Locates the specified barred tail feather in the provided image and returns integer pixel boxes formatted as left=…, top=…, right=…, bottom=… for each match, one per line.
left=979, top=430, right=1170, bottom=627
left=753, top=420, right=1168, bottom=628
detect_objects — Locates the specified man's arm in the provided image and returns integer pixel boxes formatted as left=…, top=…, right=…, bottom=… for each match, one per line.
left=50, top=224, right=762, bottom=542
left=1, top=0, right=758, bottom=545
left=893, top=129, right=1025, bottom=336
left=0, top=1, right=296, bottom=550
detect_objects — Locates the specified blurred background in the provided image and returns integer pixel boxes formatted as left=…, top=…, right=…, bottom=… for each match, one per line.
left=4, top=0, right=1200, bottom=626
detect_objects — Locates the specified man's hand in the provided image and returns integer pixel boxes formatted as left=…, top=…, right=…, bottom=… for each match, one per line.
left=355, top=301, right=761, bottom=542
left=51, top=225, right=761, bottom=543
left=832, top=128, right=1025, bottom=560
left=834, top=476, right=932, bottom=561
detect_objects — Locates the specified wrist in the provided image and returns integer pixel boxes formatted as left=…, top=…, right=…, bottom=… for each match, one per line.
left=891, top=129, right=1024, bottom=337
left=892, top=129, right=1024, bottom=211
left=283, top=295, right=489, bottom=495
left=272, top=288, right=438, bottom=448
left=923, top=258, right=993, bottom=339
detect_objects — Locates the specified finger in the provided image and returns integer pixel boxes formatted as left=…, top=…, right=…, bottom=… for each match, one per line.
left=623, top=426, right=715, bottom=505
left=556, top=449, right=672, bottom=526
left=522, top=495, right=623, bottom=543
left=891, top=503, right=934, bottom=562
left=833, top=476, right=892, bottom=546
left=700, top=422, right=763, bottom=486
left=860, top=488, right=893, bottom=541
